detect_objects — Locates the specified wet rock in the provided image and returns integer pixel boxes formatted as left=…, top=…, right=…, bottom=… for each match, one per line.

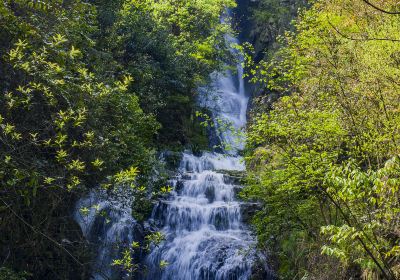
left=181, top=173, right=193, bottom=180
left=174, top=180, right=185, bottom=193
left=233, top=185, right=244, bottom=197
left=240, top=202, right=261, bottom=224
left=217, top=169, right=246, bottom=185
left=250, top=252, right=277, bottom=280
left=204, top=185, right=216, bottom=202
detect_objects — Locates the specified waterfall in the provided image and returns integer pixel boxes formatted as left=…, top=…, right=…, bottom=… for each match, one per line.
left=74, top=9, right=262, bottom=280
left=200, top=24, right=248, bottom=154
left=74, top=188, right=142, bottom=280
left=143, top=23, right=256, bottom=280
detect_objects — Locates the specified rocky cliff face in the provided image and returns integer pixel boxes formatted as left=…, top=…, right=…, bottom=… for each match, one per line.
left=236, top=0, right=306, bottom=61
left=234, top=0, right=306, bottom=116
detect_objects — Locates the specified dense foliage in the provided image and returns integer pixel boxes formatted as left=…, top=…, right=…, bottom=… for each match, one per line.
left=6, top=0, right=400, bottom=279
left=95, top=0, right=235, bottom=148
left=0, top=0, right=234, bottom=278
left=244, top=1, right=400, bottom=279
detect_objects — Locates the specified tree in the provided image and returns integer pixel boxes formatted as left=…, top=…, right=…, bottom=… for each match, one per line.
left=244, top=0, right=400, bottom=278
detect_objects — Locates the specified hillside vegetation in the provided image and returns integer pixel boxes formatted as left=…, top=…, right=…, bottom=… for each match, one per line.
left=244, top=0, right=400, bottom=279
left=0, top=0, right=234, bottom=278
left=2, top=0, right=400, bottom=279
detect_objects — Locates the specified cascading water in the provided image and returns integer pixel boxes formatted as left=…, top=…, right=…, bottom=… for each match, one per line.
left=144, top=154, right=255, bottom=280
left=143, top=21, right=256, bottom=280
left=75, top=188, right=142, bottom=279
left=74, top=8, right=265, bottom=280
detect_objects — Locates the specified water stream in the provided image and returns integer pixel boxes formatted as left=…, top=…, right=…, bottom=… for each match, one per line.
left=143, top=30, right=256, bottom=280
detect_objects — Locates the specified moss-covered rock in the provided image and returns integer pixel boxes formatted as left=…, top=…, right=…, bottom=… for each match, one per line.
left=216, top=169, right=247, bottom=185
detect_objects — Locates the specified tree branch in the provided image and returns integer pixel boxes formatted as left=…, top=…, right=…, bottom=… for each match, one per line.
left=362, top=0, right=400, bottom=15
left=328, top=21, right=400, bottom=43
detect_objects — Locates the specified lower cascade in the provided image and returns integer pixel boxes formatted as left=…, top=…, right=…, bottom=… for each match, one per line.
left=144, top=153, right=255, bottom=280
left=143, top=17, right=257, bottom=279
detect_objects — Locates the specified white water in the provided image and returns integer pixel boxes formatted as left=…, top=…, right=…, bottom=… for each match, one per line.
left=200, top=34, right=248, bottom=153
left=74, top=189, right=140, bottom=279
left=143, top=29, right=255, bottom=280
left=75, top=11, right=257, bottom=280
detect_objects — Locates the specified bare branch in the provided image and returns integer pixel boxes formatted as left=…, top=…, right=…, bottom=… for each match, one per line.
left=328, top=21, right=400, bottom=43
left=362, top=0, right=400, bottom=15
